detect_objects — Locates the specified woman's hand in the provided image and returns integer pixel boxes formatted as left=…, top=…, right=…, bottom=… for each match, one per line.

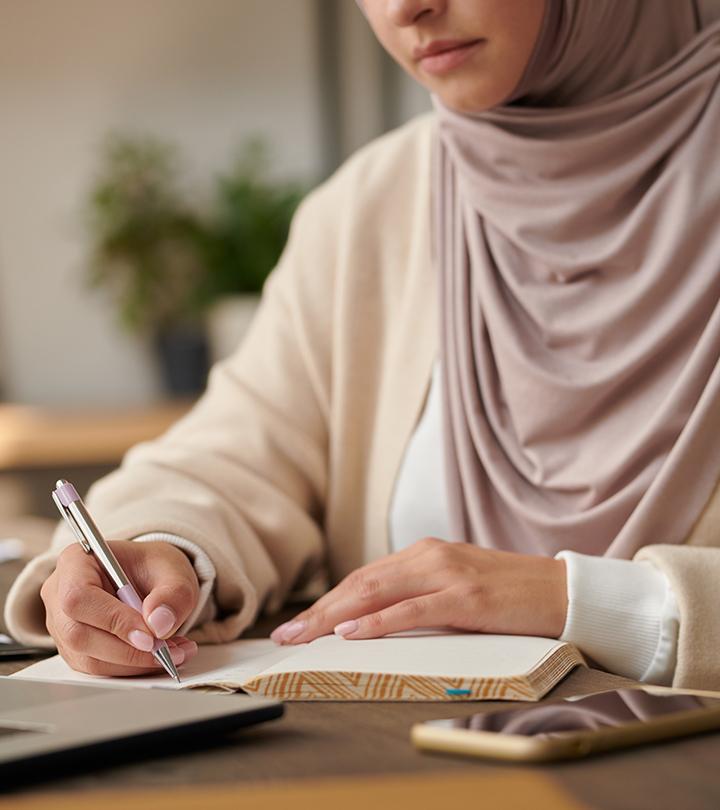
left=41, top=540, right=200, bottom=676
left=271, top=538, right=568, bottom=645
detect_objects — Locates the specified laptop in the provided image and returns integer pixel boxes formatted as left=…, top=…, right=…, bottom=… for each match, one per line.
left=0, top=676, right=283, bottom=781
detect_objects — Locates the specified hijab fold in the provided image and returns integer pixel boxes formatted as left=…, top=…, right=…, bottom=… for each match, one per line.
left=438, top=1, right=720, bottom=558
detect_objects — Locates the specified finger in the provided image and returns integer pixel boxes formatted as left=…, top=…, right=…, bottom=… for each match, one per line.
left=333, top=593, right=452, bottom=640
left=62, top=648, right=194, bottom=679
left=271, top=567, right=436, bottom=645
left=41, top=570, right=154, bottom=663
left=270, top=566, right=421, bottom=643
left=58, top=615, right=197, bottom=669
left=267, top=544, right=444, bottom=644
left=305, top=539, right=443, bottom=617
left=172, top=635, right=198, bottom=652
left=52, top=545, right=156, bottom=649
left=57, top=580, right=164, bottom=651
left=137, top=552, right=200, bottom=640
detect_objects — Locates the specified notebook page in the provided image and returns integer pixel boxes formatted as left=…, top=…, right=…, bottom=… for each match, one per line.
left=11, top=639, right=294, bottom=691
left=254, top=631, right=567, bottom=679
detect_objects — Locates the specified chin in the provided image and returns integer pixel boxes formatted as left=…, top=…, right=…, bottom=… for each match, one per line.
left=437, top=89, right=501, bottom=115
left=431, top=73, right=511, bottom=115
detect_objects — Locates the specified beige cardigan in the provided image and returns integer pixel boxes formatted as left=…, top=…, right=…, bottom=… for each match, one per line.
left=6, top=114, right=720, bottom=690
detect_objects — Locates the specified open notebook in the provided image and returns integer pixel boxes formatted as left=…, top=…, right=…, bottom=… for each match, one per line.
left=11, top=631, right=585, bottom=701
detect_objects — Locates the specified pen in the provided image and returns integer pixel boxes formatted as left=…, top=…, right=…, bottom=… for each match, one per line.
left=51, top=479, right=181, bottom=683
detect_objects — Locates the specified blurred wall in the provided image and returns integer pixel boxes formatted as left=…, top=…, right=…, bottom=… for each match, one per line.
left=336, top=0, right=431, bottom=152
left=0, top=0, right=325, bottom=406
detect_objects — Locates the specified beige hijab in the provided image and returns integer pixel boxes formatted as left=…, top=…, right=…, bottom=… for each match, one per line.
left=438, top=1, right=720, bottom=558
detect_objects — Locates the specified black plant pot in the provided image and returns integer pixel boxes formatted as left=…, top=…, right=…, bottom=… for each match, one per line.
left=154, top=326, right=210, bottom=398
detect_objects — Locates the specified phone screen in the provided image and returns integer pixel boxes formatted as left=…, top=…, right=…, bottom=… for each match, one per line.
left=425, top=689, right=720, bottom=738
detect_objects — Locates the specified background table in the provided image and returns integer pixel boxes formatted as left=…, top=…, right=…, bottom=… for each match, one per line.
left=0, top=402, right=191, bottom=522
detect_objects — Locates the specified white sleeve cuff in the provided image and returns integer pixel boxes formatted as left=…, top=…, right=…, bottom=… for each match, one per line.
left=132, top=533, right=217, bottom=636
left=555, top=550, right=680, bottom=685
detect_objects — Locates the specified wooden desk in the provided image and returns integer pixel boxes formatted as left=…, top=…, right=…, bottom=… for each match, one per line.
left=2, top=772, right=587, bottom=809
left=0, top=402, right=191, bottom=522
left=0, top=402, right=191, bottom=470
left=0, top=558, right=718, bottom=808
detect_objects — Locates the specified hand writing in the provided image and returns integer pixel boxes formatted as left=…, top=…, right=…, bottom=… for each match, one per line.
left=42, top=540, right=200, bottom=676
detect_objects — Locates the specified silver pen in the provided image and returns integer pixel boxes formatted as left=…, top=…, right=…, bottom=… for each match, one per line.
left=51, top=479, right=181, bottom=683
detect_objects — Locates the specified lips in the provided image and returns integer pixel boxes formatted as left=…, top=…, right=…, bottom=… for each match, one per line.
left=413, top=38, right=483, bottom=62
left=414, top=38, right=485, bottom=76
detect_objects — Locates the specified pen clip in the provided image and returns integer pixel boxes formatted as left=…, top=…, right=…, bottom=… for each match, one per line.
left=51, top=490, right=92, bottom=554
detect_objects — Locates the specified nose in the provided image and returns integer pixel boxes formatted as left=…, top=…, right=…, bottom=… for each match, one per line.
left=385, top=0, right=446, bottom=27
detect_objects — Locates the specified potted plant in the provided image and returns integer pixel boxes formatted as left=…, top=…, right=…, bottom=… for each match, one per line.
left=86, top=135, right=209, bottom=396
left=86, top=134, right=305, bottom=395
left=195, top=139, right=306, bottom=361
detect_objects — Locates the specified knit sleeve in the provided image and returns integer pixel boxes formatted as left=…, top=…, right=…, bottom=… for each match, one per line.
left=555, top=550, right=679, bottom=684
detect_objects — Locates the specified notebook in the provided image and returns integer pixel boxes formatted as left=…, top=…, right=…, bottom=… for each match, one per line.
left=12, top=631, right=585, bottom=702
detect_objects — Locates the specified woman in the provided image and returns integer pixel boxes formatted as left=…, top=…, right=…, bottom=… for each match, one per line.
left=7, top=0, right=720, bottom=689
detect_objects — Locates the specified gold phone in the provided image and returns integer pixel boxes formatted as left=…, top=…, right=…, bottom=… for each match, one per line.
left=411, top=688, right=720, bottom=762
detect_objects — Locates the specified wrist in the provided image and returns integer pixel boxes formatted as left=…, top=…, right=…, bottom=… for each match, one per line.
left=548, top=557, right=568, bottom=638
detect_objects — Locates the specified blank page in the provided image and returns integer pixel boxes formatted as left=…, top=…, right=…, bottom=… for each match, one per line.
left=254, top=631, right=567, bottom=679
left=11, top=639, right=292, bottom=691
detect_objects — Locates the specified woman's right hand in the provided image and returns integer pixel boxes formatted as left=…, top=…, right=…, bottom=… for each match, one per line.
left=40, top=540, right=200, bottom=677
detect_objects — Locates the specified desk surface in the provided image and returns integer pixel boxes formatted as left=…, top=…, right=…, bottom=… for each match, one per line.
left=0, top=402, right=191, bottom=470
left=1, top=560, right=718, bottom=808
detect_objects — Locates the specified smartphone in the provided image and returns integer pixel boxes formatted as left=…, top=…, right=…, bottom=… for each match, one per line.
left=411, top=688, right=720, bottom=762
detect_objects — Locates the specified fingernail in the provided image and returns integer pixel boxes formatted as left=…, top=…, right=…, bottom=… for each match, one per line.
left=148, top=605, right=176, bottom=637
left=170, top=647, right=185, bottom=666
left=280, top=620, right=306, bottom=642
left=129, top=630, right=154, bottom=652
left=176, top=639, right=198, bottom=655
left=334, top=620, right=359, bottom=637
left=270, top=622, right=291, bottom=643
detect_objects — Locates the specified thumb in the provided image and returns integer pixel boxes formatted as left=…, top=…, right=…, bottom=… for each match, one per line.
left=139, top=551, right=200, bottom=640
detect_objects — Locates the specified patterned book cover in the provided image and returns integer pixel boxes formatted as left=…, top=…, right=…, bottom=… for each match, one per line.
left=241, top=644, right=586, bottom=701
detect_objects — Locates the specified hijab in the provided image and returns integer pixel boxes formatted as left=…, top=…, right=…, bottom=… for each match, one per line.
left=437, top=0, right=720, bottom=557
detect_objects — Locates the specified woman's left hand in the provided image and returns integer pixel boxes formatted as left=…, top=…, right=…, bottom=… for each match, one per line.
left=270, top=538, right=568, bottom=645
